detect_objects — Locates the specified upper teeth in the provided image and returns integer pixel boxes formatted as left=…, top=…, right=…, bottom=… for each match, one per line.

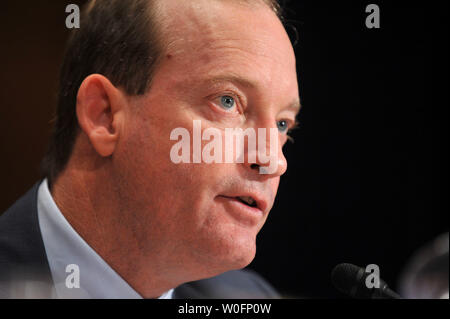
left=239, top=196, right=256, bottom=206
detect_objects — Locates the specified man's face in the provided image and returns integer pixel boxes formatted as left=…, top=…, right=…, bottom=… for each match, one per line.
left=114, top=0, right=299, bottom=279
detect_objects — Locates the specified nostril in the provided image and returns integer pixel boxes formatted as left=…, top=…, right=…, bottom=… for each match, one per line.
left=250, top=163, right=259, bottom=170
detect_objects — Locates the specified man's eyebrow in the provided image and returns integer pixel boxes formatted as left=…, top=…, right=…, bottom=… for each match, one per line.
left=204, top=74, right=258, bottom=89
left=286, top=99, right=301, bottom=117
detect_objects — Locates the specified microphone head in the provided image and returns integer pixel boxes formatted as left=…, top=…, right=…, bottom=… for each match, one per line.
left=331, top=263, right=365, bottom=297
left=331, top=262, right=401, bottom=299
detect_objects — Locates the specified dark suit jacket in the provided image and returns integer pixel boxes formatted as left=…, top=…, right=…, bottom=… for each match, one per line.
left=0, top=182, right=280, bottom=299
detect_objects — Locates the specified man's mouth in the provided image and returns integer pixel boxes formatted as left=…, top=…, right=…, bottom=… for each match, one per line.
left=236, top=196, right=258, bottom=208
left=217, top=191, right=270, bottom=219
left=216, top=194, right=263, bottom=226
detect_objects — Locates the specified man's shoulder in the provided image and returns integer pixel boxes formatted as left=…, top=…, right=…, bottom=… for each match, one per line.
left=0, top=182, right=54, bottom=298
left=173, top=269, right=280, bottom=299
left=0, top=182, right=42, bottom=259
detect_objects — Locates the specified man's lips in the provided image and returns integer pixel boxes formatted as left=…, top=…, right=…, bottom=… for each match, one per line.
left=216, top=195, right=265, bottom=226
left=218, top=191, right=269, bottom=214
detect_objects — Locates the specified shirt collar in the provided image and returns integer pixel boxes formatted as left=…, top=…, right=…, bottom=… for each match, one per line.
left=37, top=179, right=173, bottom=299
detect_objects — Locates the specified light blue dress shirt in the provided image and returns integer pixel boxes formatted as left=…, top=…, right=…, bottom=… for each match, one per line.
left=37, top=179, right=174, bottom=299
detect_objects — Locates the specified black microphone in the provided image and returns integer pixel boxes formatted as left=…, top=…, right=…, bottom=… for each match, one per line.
left=331, top=263, right=402, bottom=299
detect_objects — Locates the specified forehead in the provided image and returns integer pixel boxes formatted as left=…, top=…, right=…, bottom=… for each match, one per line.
left=154, top=0, right=298, bottom=101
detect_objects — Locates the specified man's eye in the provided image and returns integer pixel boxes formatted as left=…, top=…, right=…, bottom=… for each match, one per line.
left=277, top=120, right=289, bottom=133
left=219, top=95, right=236, bottom=110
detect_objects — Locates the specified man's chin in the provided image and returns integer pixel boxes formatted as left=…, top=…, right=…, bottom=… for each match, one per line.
left=203, top=233, right=257, bottom=275
left=169, top=232, right=257, bottom=288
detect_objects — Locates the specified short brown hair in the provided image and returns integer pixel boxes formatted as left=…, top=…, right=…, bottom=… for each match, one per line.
left=42, top=0, right=283, bottom=185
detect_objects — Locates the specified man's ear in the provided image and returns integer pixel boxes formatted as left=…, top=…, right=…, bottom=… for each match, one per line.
left=76, top=74, right=126, bottom=157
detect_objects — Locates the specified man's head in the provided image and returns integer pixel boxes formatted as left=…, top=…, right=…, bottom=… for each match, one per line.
left=47, top=0, right=300, bottom=296
left=43, top=0, right=283, bottom=182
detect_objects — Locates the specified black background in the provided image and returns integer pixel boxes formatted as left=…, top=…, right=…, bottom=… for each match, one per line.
left=0, top=1, right=448, bottom=298
left=249, top=0, right=449, bottom=298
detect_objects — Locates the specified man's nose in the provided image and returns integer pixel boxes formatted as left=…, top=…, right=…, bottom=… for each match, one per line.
left=244, top=125, right=288, bottom=177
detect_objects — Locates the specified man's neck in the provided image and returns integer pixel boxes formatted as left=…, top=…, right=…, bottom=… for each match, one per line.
left=50, top=165, right=178, bottom=298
